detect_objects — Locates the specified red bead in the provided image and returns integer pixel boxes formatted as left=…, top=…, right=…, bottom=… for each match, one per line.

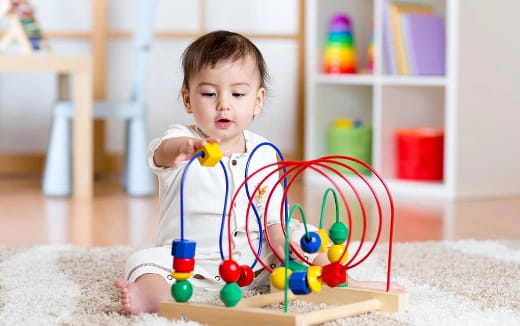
left=173, top=257, right=195, bottom=273
left=219, top=259, right=241, bottom=283
left=236, top=265, right=254, bottom=287
left=320, top=262, right=347, bottom=288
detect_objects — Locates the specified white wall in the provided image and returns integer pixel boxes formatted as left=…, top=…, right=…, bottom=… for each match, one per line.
left=456, top=0, right=520, bottom=198
left=0, top=0, right=299, bottom=154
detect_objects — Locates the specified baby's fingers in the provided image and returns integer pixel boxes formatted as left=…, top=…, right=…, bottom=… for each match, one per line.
left=288, top=241, right=307, bottom=260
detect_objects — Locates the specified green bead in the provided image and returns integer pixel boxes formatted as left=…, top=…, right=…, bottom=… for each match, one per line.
left=329, top=222, right=349, bottom=244
left=220, top=282, right=242, bottom=307
left=287, top=260, right=308, bottom=271
left=171, top=280, right=193, bottom=302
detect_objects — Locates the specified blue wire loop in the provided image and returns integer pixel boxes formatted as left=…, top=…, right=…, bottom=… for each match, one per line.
left=178, top=142, right=288, bottom=270
left=179, top=151, right=229, bottom=252
left=217, top=160, right=230, bottom=260
left=245, top=142, right=289, bottom=268
left=179, top=144, right=282, bottom=268
left=179, top=151, right=204, bottom=240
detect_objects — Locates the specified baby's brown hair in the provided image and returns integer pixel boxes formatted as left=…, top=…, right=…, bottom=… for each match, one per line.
left=181, top=30, right=269, bottom=90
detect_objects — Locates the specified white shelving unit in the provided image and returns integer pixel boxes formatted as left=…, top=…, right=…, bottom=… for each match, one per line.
left=304, top=0, right=520, bottom=200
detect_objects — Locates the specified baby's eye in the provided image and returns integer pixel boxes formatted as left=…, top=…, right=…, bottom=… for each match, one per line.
left=232, top=93, right=245, bottom=97
left=202, top=92, right=216, bottom=97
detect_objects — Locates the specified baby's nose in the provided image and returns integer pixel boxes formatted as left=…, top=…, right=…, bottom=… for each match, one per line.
left=217, top=95, right=231, bottom=111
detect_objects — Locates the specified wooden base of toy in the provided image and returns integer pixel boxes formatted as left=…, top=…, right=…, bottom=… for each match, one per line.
left=160, top=286, right=408, bottom=326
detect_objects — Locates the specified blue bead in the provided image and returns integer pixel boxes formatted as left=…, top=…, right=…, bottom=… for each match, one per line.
left=289, top=270, right=311, bottom=295
left=300, top=232, right=322, bottom=254
left=171, top=239, right=196, bottom=258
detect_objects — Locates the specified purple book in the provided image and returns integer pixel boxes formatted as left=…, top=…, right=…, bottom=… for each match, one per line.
left=401, top=13, right=446, bottom=75
left=383, top=0, right=396, bottom=74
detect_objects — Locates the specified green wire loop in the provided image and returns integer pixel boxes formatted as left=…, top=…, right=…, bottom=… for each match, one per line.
left=290, top=203, right=311, bottom=239
left=281, top=203, right=310, bottom=312
left=319, top=187, right=340, bottom=229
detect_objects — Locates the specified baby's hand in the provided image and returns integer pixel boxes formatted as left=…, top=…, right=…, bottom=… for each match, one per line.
left=173, top=138, right=220, bottom=165
left=272, top=240, right=307, bottom=263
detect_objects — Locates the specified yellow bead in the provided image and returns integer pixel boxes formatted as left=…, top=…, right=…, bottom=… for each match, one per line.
left=196, top=142, right=223, bottom=167
left=171, top=272, right=191, bottom=281
left=327, top=244, right=348, bottom=264
left=271, top=267, right=292, bottom=290
left=306, top=265, right=323, bottom=293
left=316, top=229, right=329, bottom=252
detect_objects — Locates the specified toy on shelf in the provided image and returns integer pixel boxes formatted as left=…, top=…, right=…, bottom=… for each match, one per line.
left=160, top=142, right=407, bottom=326
left=327, top=118, right=372, bottom=175
left=323, top=13, right=356, bottom=74
left=396, top=127, right=444, bottom=181
left=0, top=0, right=49, bottom=55
left=367, top=24, right=375, bottom=73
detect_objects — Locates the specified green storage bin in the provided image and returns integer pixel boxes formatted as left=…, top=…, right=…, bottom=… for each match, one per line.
left=327, top=123, right=372, bottom=175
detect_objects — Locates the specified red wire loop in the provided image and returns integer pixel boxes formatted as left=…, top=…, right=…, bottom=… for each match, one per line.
left=226, top=155, right=395, bottom=292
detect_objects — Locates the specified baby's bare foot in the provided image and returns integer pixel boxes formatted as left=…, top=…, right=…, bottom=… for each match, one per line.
left=114, top=278, right=160, bottom=314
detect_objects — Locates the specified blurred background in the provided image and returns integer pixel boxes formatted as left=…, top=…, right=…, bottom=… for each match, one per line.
left=0, top=0, right=518, bottom=247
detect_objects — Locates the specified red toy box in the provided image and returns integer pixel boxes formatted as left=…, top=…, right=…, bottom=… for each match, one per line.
left=396, top=128, right=444, bottom=181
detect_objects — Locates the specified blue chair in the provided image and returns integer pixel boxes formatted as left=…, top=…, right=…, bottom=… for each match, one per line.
left=43, top=0, right=157, bottom=196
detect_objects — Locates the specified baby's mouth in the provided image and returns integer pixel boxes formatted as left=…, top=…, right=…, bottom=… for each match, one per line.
left=215, top=118, right=232, bottom=128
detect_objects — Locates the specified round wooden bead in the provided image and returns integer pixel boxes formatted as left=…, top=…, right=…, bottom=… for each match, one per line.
left=316, top=229, right=329, bottom=252
left=328, top=222, right=349, bottom=245
left=236, top=265, right=254, bottom=287
left=173, top=257, right=195, bottom=273
left=220, top=282, right=242, bottom=307
left=171, top=280, right=193, bottom=302
left=327, top=244, right=348, bottom=264
left=321, top=262, right=347, bottom=287
left=219, top=259, right=241, bottom=283
left=170, top=271, right=191, bottom=281
left=300, top=231, right=322, bottom=254
left=289, top=270, right=311, bottom=295
left=306, top=265, right=323, bottom=293
left=271, top=267, right=292, bottom=290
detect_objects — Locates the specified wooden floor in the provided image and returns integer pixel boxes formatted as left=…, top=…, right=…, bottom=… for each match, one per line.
left=0, top=176, right=518, bottom=247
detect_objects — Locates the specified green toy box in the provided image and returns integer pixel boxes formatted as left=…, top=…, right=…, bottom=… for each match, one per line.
left=326, top=122, right=372, bottom=175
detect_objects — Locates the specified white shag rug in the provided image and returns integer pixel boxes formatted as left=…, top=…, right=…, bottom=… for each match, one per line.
left=0, top=240, right=519, bottom=325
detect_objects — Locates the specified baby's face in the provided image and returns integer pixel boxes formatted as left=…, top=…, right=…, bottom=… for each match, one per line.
left=182, top=55, right=265, bottom=151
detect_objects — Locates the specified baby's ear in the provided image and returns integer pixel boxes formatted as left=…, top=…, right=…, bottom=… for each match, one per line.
left=181, top=89, right=192, bottom=113
left=254, top=87, right=266, bottom=115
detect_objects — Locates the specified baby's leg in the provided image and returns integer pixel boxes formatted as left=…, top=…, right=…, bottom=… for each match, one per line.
left=115, top=273, right=171, bottom=314
left=116, top=246, right=173, bottom=314
left=311, top=252, right=330, bottom=266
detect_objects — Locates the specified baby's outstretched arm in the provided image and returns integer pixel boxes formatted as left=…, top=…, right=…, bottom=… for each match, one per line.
left=154, top=137, right=220, bottom=168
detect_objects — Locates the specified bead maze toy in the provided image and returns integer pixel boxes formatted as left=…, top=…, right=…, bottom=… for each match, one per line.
left=0, top=0, right=49, bottom=55
left=160, top=142, right=407, bottom=325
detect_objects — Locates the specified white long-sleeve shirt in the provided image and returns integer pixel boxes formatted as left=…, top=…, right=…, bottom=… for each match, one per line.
left=147, top=124, right=285, bottom=263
